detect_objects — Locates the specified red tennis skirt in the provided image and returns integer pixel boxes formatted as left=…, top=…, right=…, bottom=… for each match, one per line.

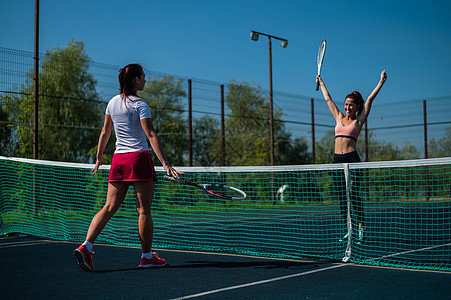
left=108, top=151, right=157, bottom=183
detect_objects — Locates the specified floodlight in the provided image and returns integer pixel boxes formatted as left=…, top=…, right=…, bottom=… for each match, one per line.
left=250, top=31, right=259, bottom=41
left=281, top=40, right=288, bottom=48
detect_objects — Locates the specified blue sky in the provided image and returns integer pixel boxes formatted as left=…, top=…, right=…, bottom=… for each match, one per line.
left=1, top=0, right=451, bottom=105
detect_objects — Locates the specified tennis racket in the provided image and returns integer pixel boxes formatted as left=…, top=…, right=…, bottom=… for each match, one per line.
left=163, top=175, right=246, bottom=201
left=316, top=39, right=326, bottom=91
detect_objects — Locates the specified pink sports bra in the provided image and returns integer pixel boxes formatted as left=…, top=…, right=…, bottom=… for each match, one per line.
left=335, top=118, right=360, bottom=142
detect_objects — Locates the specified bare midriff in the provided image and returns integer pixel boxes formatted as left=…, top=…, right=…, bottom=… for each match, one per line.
left=334, top=137, right=357, bottom=154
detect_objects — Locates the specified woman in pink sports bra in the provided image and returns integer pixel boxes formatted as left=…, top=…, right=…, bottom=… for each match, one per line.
left=316, top=70, right=387, bottom=243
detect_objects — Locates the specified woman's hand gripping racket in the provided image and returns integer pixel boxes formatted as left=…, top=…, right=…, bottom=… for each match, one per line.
left=316, top=39, right=326, bottom=91
left=164, top=175, right=246, bottom=201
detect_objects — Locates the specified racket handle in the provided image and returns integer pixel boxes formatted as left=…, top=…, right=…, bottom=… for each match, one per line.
left=316, top=82, right=320, bottom=91
left=163, top=174, right=187, bottom=185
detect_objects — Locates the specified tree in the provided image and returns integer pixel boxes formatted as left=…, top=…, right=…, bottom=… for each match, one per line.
left=0, top=95, right=15, bottom=156
left=276, top=134, right=311, bottom=165
left=139, top=75, right=187, bottom=166
left=367, top=140, right=419, bottom=161
left=2, top=92, right=34, bottom=157
left=193, top=115, right=221, bottom=166
left=4, top=39, right=102, bottom=162
left=225, top=80, right=274, bottom=165
left=225, top=80, right=310, bottom=166
left=429, top=125, right=451, bottom=158
left=314, top=130, right=335, bottom=164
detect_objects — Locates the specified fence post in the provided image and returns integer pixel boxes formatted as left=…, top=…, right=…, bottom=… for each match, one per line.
left=311, top=98, right=315, bottom=164
left=221, top=84, right=225, bottom=166
left=423, top=99, right=430, bottom=201
left=188, top=79, right=192, bottom=166
left=365, top=121, right=368, bottom=162
left=423, top=99, right=428, bottom=159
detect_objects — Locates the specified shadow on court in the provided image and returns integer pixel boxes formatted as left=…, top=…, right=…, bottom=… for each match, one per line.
left=1, top=234, right=450, bottom=299
left=95, top=260, right=316, bottom=274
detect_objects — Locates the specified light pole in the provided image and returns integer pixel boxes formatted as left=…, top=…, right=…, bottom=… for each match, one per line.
left=250, top=31, right=288, bottom=166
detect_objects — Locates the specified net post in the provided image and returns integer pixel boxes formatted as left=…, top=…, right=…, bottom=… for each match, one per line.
left=342, top=163, right=352, bottom=262
left=188, top=79, right=193, bottom=166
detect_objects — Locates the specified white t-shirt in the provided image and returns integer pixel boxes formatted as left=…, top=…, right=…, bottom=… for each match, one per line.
left=105, top=94, right=152, bottom=153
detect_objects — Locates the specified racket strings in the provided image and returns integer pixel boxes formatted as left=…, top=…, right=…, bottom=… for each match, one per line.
left=207, top=185, right=240, bottom=198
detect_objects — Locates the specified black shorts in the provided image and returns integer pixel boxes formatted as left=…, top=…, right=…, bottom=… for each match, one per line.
left=333, top=151, right=361, bottom=164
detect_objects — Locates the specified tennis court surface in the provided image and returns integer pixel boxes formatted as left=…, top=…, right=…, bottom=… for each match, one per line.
left=1, top=234, right=450, bottom=299
left=1, top=156, right=450, bottom=298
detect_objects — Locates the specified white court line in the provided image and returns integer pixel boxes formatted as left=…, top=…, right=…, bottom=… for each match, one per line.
left=0, top=241, right=50, bottom=249
left=170, top=264, right=346, bottom=300
left=170, top=242, right=451, bottom=299
left=369, top=242, right=451, bottom=261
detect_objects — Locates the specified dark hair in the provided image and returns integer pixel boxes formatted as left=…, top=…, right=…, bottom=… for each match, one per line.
left=118, top=63, right=144, bottom=96
left=345, top=91, right=364, bottom=116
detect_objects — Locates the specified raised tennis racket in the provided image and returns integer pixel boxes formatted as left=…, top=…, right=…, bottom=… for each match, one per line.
left=316, top=39, right=326, bottom=91
left=163, top=175, right=246, bottom=201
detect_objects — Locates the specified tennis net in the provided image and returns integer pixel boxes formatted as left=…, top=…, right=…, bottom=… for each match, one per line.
left=0, top=156, right=450, bottom=271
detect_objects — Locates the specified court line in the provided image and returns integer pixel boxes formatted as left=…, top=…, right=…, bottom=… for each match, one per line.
left=369, top=242, right=451, bottom=261
left=0, top=241, right=50, bottom=248
left=0, top=239, right=45, bottom=246
left=169, top=263, right=347, bottom=300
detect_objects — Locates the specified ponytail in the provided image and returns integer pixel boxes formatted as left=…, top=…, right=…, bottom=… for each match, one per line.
left=118, top=64, right=144, bottom=96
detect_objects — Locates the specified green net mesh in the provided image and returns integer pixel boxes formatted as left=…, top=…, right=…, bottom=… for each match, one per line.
left=0, top=156, right=450, bottom=271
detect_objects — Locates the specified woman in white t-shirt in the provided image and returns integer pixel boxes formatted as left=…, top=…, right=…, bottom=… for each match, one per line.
left=74, top=64, right=181, bottom=271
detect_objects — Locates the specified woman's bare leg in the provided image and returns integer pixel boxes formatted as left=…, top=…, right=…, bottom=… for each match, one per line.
left=133, top=180, right=155, bottom=253
left=85, top=182, right=129, bottom=243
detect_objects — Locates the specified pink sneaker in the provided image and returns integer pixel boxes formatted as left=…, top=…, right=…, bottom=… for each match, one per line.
left=139, top=252, right=166, bottom=268
left=74, top=244, right=94, bottom=271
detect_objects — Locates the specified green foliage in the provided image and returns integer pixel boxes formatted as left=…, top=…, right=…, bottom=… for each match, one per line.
left=429, top=125, right=451, bottom=158
left=367, top=141, right=419, bottom=161
left=0, top=95, right=14, bottom=156
left=276, top=135, right=312, bottom=165
left=139, top=75, right=187, bottom=166
left=225, top=80, right=271, bottom=165
left=314, top=131, right=335, bottom=164
left=225, top=79, right=310, bottom=166
left=361, top=130, right=419, bottom=161
left=1, top=93, right=34, bottom=157
left=193, top=115, right=221, bottom=166
left=3, top=39, right=102, bottom=162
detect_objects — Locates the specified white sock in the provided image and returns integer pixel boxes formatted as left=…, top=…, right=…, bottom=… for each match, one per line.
left=141, top=252, right=153, bottom=259
left=82, top=241, right=93, bottom=253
